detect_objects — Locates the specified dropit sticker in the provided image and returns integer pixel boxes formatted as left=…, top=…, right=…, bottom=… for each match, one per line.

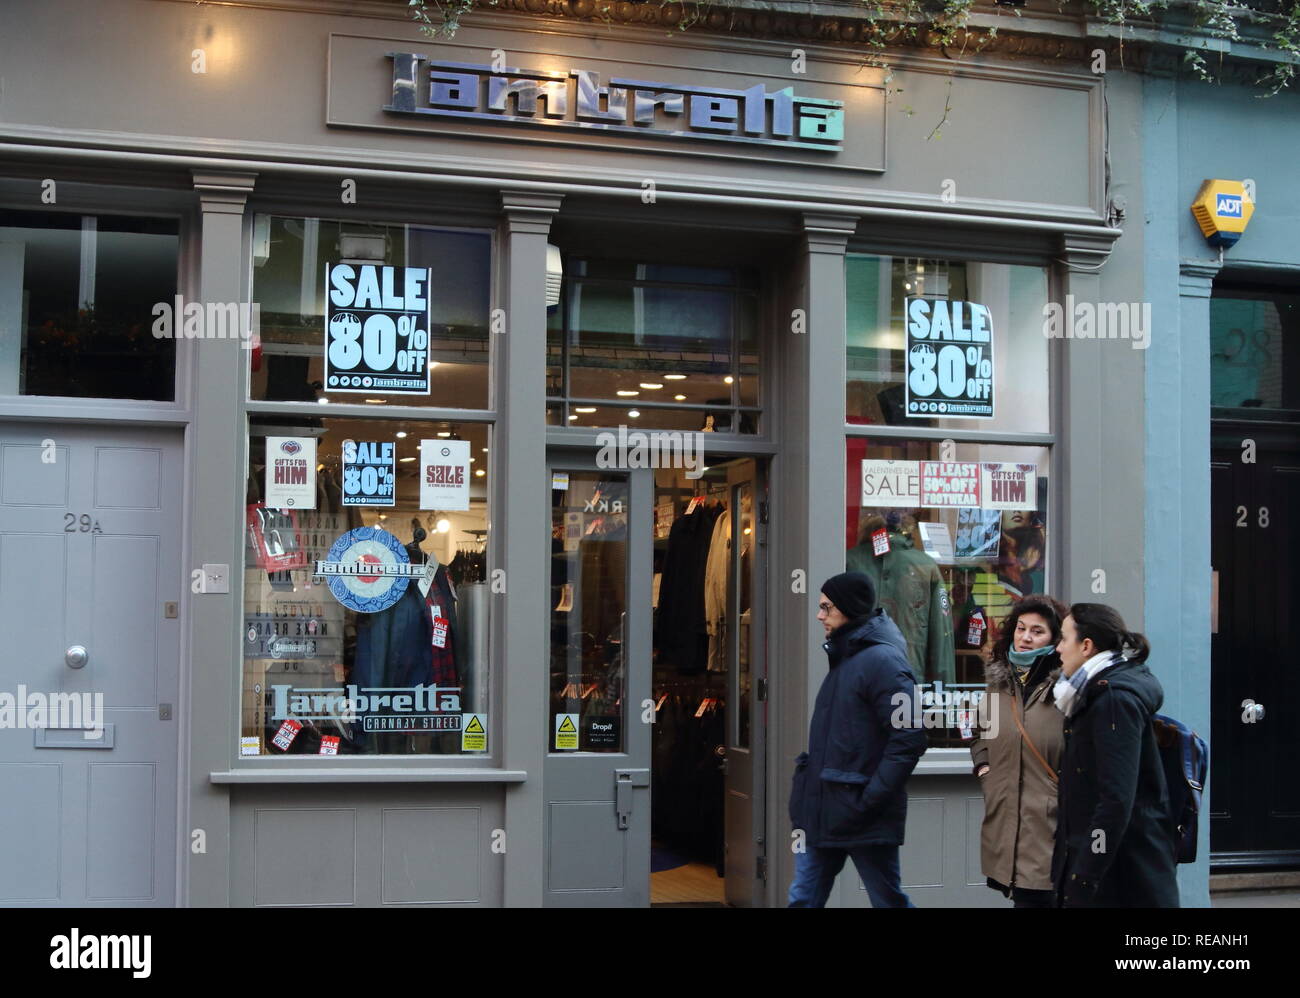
left=325, top=263, right=433, bottom=396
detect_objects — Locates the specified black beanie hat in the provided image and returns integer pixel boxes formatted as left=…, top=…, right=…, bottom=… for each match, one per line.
left=821, top=572, right=876, bottom=621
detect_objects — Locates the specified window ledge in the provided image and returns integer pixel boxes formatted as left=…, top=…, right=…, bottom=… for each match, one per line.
left=210, top=767, right=527, bottom=784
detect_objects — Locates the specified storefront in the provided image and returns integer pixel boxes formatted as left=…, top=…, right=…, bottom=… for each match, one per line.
left=0, top=0, right=1162, bottom=907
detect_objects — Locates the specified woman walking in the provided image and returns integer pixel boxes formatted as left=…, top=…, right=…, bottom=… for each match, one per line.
left=1052, top=603, right=1180, bottom=908
left=970, top=596, right=1068, bottom=908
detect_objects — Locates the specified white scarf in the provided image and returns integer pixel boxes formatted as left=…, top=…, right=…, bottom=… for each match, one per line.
left=1053, top=650, right=1120, bottom=717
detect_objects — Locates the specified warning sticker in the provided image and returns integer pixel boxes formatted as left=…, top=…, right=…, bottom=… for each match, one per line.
left=462, top=713, right=487, bottom=752
left=554, top=713, right=579, bottom=751
left=240, top=736, right=261, bottom=756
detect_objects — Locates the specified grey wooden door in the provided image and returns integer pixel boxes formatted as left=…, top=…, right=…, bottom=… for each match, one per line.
left=543, top=461, right=652, bottom=906
left=0, top=422, right=182, bottom=905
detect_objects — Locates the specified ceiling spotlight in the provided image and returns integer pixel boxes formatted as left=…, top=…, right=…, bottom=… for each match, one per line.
left=674, top=394, right=686, bottom=401
left=318, top=397, right=330, bottom=404
left=475, top=468, right=485, bottom=477
left=365, top=398, right=386, bottom=404
left=437, top=431, right=452, bottom=438
left=616, top=390, right=639, bottom=397
left=395, top=431, right=408, bottom=439
left=436, top=518, right=451, bottom=533
left=663, top=374, right=686, bottom=380
left=399, top=456, right=416, bottom=463
left=628, top=409, right=641, bottom=418
left=724, top=376, right=734, bottom=384
left=568, top=414, right=579, bottom=420
left=639, top=383, right=664, bottom=390
left=574, top=406, right=597, bottom=413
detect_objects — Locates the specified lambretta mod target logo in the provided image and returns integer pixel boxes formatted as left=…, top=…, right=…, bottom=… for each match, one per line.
left=314, top=526, right=431, bottom=613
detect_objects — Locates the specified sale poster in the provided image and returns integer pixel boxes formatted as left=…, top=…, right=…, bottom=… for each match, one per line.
left=979, top=463, right=1037, bottom=511
left=420, top=439, right=471, bottom=511
left=860, top=459, right=920, bottom=508
left=955, top=508, right=1002, bottom=559
left=324, top=263, right=433, bottom=396
left=919, top=462, right=980, bottom=507
left=265, top=436, right=317, bottom=510
left=342, top=440, right=396, bottom=507
left=904, top=298, right=995, bottom=419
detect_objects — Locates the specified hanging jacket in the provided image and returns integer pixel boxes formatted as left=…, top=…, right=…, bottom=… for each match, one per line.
left=1052, top=658, right=1180, bottom=908
left=846, top=531, right=955, bottom=685
left=970, top=657, right=1064, bottom=893
left=788, top=610, right=928, bottom=848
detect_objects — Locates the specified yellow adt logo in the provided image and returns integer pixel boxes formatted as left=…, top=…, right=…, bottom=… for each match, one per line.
left=1191, top=179, right=1254, bottom=247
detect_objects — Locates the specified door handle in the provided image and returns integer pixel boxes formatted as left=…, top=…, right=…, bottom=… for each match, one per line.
left=65, top=645, right=88, bottom=669
left=614, top=768, right=649, bottom=830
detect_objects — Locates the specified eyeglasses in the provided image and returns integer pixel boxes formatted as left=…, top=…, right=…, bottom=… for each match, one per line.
left=817, top=602, right=835, bottom=614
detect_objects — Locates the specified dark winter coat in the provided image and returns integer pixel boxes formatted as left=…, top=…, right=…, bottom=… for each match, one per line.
left=1052, top=658, right=1181, bottom=908
left=789, top=610, right=928, bottom=848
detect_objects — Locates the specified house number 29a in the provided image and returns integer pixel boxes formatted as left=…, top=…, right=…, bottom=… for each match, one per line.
left=64, top=513, right=103, bottom=533
left=1235, top=506, right=1269, bottom=528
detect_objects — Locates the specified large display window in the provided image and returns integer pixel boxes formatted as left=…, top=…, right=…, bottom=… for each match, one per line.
left=845, top=439, right=1051, bottom=750
left=0, top=209, right=178, bottom=400
left=249, top=216, right=491, bottom=409
left=846, top=255, right=1049, bottom=433
left=241, top=415, right=491, bottom=757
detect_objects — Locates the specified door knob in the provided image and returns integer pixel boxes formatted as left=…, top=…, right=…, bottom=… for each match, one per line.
left=65, top=645, right=88, bottom=669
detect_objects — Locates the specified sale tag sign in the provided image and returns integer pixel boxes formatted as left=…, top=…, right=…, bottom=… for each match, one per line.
left=324, top=263, right=433, bottom=396
left=420, top=439, right=471, bottom=511
left=271, top=718, right=303, bottom=752
left=342, top=440, right=396, bottom=507
left=904, top=298, right=995, bottom=419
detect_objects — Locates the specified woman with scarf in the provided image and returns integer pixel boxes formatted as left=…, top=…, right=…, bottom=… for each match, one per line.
left=1051, top=603, right=1180, bottom=907
left=970, top=595, right=1068, bottom=908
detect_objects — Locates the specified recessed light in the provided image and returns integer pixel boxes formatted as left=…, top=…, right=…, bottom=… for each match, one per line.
left=628, top=409, right=640, bottom=418
left=568, top=414, right=579, bottom=421
left=674, top=394, right=686, bottom=401
left=365, top=398, right=386, bottom=404
left=399, top=456, right=416, bottom=463
left=663, top=374, right=686, bottom=380
left=639, top=383, right=663, bottom=390
left=724, top=376, right=734, bottom=384
left=574, top=406, right=597, bottom=413
left=475, top=468, right=485, bottom=477
left=428, top=361, right=440, bottom=370
left=436, top=519, right=451, bottom=533
left=437, top=431, right=452, bottom=438
left=469, top=456, right=475, bottom=462
left=482, top=447, right=489, bottom=453
left=616, top=390, right=639, bottom=397
left=378, top=513, right=387, bottom=520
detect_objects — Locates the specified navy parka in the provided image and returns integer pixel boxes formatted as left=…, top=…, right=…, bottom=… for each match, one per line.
left=789, top=610, right=928, bottom=848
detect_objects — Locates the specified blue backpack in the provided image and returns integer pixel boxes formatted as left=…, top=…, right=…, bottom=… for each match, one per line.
left=1152, top=714, right=1208, bottom=864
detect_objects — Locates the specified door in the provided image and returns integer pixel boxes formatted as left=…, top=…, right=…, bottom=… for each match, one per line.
left=0, top=422, right=182, bottom=905
left=1210, top=420, right=1300, bottom=864
left=722, top=465, right=768, bottom=906
left=544, top=461, right=652, bottom=906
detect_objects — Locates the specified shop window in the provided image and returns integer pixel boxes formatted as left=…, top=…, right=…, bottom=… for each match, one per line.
left=242, top=415, right=491, bottom=757
left=846, top=256, right=1049, bottom=433
left=0, top=210, right=178, bottom=400
left=1210, top=286, right=1300, bottom=411
left=249, top=216, right=491, bottom=409
left=548, top=259, right=760, bottom=433
left=845, top=438, right=1050, bottom=750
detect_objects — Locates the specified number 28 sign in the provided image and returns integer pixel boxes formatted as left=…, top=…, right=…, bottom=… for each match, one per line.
left=325, top=263, right=433, bottom=396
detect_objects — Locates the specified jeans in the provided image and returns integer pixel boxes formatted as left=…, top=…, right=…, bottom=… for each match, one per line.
left=787, top=844, right=915, bottom=908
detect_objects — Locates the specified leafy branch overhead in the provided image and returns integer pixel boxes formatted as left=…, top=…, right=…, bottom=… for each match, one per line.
left=407, top=0, right=1300, bottom=94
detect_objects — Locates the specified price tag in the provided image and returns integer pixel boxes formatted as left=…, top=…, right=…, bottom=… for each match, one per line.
left=957, top=710, right=975, bottom=740
left=271, top=718, right=303, bottom=751
left=871, top=528, right=890, bottom=556
left=319, top=735, right=340, bottom=756
left=967, top=613, right=986, bottom=646
left=432, top=616, right=449, bottom=649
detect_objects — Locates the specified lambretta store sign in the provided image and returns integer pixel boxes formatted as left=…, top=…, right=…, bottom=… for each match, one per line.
left=385, top=53, right=844, bottom=152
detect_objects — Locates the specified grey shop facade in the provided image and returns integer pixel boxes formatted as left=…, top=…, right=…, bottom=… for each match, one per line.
left=0, top=0, right=1154, bottom=907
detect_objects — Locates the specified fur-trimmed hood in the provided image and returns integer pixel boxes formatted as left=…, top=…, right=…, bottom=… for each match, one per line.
left=984, top=656, right=1061, bottom=695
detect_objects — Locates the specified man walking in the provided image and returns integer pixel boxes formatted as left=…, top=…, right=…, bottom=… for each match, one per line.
left=788, top=572, right=928, bottom=907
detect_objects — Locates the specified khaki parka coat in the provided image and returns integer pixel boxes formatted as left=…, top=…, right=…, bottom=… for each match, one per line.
left=970, top=657, right=1064, bottom=893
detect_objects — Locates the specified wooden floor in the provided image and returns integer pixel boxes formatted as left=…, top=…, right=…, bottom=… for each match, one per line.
left=650, top=860, right=725, bottom=904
